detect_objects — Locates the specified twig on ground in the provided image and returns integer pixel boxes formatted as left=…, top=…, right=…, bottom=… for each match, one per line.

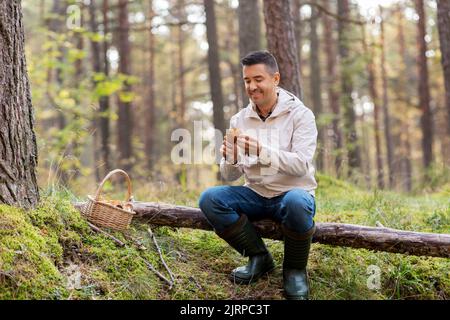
left=140, top=257, right=174, bottom=289
left=84, top=220, right=174, bottom=288
left=147, top=227, right=176, bottom=283
left=123, top=233, right=147, bottom=250
left=87, top=222, right=125, bottom=247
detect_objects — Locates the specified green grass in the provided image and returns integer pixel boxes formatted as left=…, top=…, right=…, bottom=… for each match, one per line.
left=0, top=191, right=162, bottom=300
left=0, top=174, right=449, bottom=299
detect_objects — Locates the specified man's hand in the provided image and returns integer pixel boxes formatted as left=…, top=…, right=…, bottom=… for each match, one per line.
left=221, top=135, right=238, bottom=164
left=237, top=135, right=261, bottom=157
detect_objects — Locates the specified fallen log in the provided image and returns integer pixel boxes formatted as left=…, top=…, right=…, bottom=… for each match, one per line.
left=74, top=201, right=450, bottom=258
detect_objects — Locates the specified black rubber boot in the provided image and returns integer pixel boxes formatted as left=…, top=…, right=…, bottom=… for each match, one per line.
left=217, top=215, right=275, bottom=285
left=282, top=224, right=315, bottom=300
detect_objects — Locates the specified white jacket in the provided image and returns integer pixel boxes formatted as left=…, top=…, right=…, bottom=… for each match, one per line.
left=220, top=87, right=318, bottom=197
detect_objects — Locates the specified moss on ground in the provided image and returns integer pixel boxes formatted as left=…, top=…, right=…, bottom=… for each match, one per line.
left=0, top=193, right=163, bottom=300
left=0, top=174, right=449, bottom=299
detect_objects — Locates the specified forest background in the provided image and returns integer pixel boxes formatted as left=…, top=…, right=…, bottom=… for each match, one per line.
left=0, top=0, right=448, bottom=300
left=22, top=0, right=450, bottom=193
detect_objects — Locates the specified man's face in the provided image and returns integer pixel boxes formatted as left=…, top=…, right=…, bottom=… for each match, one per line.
left=243, top=64, right=280, bottom=108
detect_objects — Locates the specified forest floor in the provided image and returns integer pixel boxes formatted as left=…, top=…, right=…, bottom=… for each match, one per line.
left=0, top=174, right=449, bottom=300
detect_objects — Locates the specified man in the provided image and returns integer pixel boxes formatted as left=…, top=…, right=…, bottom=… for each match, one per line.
left=199, top=51, right=317, bottom=300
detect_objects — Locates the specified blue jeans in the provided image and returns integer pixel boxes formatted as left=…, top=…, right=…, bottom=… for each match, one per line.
left=199, top=186, right=316, bottom=234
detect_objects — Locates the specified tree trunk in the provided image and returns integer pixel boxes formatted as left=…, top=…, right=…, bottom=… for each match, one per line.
left=48, top=0, right=69, bottom=185
left=117, top=0, right=133, bottom=172
left=39, top=0, right=45, bottom=25
left=50, top=0, right=67, bottom=132
left=363, top=25, right=384, bottom=189
left=337, top=0, right=361, bottom=177
left=396, top=5, right=413, bottom=192
left=204, top=0, right=225, bottom=168
left=74, top=8, right=84, bottom=82
left=291, top=0, right=303, bottom=79
left=322, top=0, right=343, bottom=177
left=309, top=5, right=324, bottom=172
left=99, top=0, right=112, bottom=178
left=437, top=0, right=450, bottom=166
left=0, top=0, right=40, bottom=208
left=415, top=0, right=433, bottom=172
left=379, top=6, right=394, bottom=188
left=71, top=6, right=84, bottom=181
left=89, top=0, right=102, bottom=182
left=238, top=0, right=261, bottom=107
left=174, top=0, right=188, bottom=186
left=263, top=0, right=303, bottom=99
left=223, top=5, right=241, bottom=114
left=73, top=201, right=450, bottom=258
left=359, top=106, right=372, bottom=188
left=176, top=5, right=186, bottom=127
left=90, top=0, right=111, bottom=181
left=145, top=0, right=156, bottom=171
left=170, top=45, right=179, bottom=184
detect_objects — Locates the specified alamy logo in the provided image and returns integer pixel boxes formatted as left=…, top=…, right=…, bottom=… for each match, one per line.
left=66, top=4, right=81, bottom=30
left=366, top=265, right=381, bottom=290
left=170, top=121, right=280, bottom=174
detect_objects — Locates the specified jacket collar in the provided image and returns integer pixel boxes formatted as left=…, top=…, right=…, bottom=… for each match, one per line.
left=244, top=87, right=297, bottom=120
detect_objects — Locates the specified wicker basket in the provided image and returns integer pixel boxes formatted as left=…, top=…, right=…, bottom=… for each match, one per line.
left=81, top=169, right=136, bottom=230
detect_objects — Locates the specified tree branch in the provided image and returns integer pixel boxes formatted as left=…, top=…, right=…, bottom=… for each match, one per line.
left=74, top=201, right=450, bottom=258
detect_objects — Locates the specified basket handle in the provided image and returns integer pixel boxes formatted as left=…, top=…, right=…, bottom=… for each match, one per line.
left=94, top=169, right=133, bottom=202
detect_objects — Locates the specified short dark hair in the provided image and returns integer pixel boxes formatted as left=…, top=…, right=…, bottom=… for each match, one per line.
left=240, top=50, right=279, bottom=75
